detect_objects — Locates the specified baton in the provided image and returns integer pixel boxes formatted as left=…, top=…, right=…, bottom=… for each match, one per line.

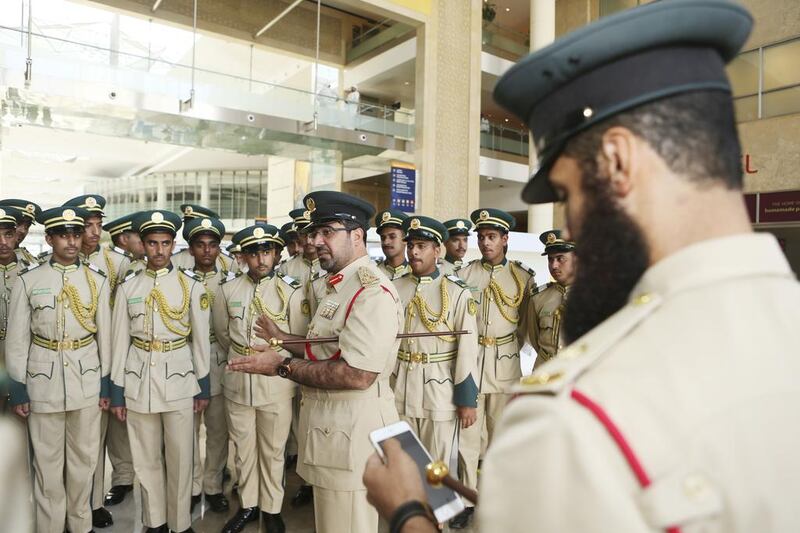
left=267, top=330, right=471, bottom=348
left=426, top=461, right=478, bottom=504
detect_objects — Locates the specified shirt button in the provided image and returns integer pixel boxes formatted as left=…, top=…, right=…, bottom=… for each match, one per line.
left=683, top=475, right=709, bottom=501
left=155, top=282, right=159, bottom=286
left=487, top=320, right=492, bottom=325
left=151, top=361, right=156, bottom=366
left=63, top=361, right=69, bottom=367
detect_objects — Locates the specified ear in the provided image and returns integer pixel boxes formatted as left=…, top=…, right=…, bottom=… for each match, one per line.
left=599, top=126, right=639, bottom=199
left=45, top=234, right=53, bottom=247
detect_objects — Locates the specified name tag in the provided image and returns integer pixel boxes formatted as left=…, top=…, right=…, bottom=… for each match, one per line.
left=229, top=301, right=242, bottom=308
left=127, top=296, right=143, bottom=304
left=32, top=288, right=51, bottom=296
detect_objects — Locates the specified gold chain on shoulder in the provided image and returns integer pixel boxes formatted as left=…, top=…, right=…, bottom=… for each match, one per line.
left=58, top=266, right=99, bottom=334
left=146, top=273, right=191, bottom=336
left=407, top=281, right=455, bottom=341
left=485, top=262, right=524, bottom=324
left=103, top=247, right=117, bottom=295
left=251, top=281, right=289, bottom=323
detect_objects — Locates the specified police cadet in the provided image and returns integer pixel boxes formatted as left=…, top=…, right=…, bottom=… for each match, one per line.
left=182, top=216, right=231, bottom=515
left=172, top=204, right=238, bottom=273
left=0, top=199, right=42, bottom=264
left=279, top=221, right=301, bottom=260
left=375, top=208, right=410, bottom=281
left=104, top=212, right=146, bottom=278
left=6, top=206, right=112, bottom=533
left=277, top=208, right=324, bottom=285
left=392, top=215, right=479, bottom=467
left=439, top=218, right=471, bottom=276
left=525, top=230, right=576, bottom=369
left=60, top=195, right=130, bottom=528
left=110, top=210, right=210, bottom=533
left=453, top=207, right=535, bottom=529
left=0, top=207, right=29, bottom=375
left=228, top=191, right=403, bottom=533
left=213, top=223, right=308, bottom=533
left=364, top=2, right=800, bottom=532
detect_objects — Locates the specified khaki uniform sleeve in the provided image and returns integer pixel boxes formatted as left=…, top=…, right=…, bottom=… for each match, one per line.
left=110, top=282, right=131, bottom=407
left=189, top=278, right=211, bottom=398
left=211, top=284, right=231, bottom=354
left=452, top=287, right=479, bottom=408
left=95, top=275, right=112, bottom=398
left=116, top=257, right=131, bottom=286
left=339, top=284, right=399, bottom=373
left=516, top=269, right=535, bottom=346
left=526, top=296, right=542, bottom=354
left=5, top=276, right=30, bottom=404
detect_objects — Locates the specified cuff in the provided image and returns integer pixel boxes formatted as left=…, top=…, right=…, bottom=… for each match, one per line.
left=8, top=379, right=30, bottom=406
left=195, top=375, right=210, bottom=400
left=110, top=382, right=126, bottom=408
left=453, top=375, right=479, bottom=408
left=100, top=375, right=111, bottom=399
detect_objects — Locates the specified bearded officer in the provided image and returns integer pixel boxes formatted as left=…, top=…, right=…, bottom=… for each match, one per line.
left=110, top=210, right=210, bottom=533
left=452, top=207, right=535, bottom=529
left=213, top=223, right=308, bottom=533
left=364, top=2, right=800, bottom=532
left=181, top=216, right=231, bottom=515
left=228, top=191, right=403, bottom=533
left=7, top=206, right=112, bottom=533
left=525, top=230, right=576, bottom=369
left=375, top=209, right=410, bottom=281
left=439, top=218, right=471, bottom=276
left=392, top=215, right=479, bottom=466
left=0, top=199, right=42, bottom=264
left=171, top=205, right=238, bottom=273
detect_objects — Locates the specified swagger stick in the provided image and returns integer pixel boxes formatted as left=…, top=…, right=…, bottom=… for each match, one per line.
left=267, top=330, right=471, bottom=348
left=426, top=461, right=478, bottom=504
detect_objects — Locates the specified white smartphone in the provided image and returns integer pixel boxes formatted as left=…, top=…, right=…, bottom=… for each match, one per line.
left=369, top=421, right=465, bottom=523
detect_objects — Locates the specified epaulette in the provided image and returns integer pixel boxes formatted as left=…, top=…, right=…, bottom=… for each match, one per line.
left=357, top=266, right=380, bottom=287
left=445, top=274, right=468, bottom=289
left=220, top=271, right=241, bottom=284
left=121, top=269, right=142, bottom=284
left=512, top=260, right=536, bottom=277
left=220, top=248, right=233, bottom=259
left=530, top=282, right=552, bottom=296
left=277, top=272, right=301, bottom=289
left=84, top=262, right=108, bottom=277
left=179, top=267, right=202, bottom=281
left=19, top=262, right=41, bottom=275
left=109, top=245, right=133, bottom=259
left=37, top=251, right=50, bottom=260
left=310, top=270, right=323, bottom=282
left=513, top=291, right=665, bottom=396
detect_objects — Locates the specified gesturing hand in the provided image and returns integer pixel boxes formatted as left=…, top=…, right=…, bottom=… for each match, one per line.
left=227, top=344, right=283, bottom=376
left=254, top=314, right=283, bottom=343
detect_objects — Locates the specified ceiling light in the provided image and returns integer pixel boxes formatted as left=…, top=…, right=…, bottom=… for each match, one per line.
left=504, top=118, right=509, bottom=122
left=404, top=81, right=410, bottom=86
left=505, top=7, right=510, bottom=12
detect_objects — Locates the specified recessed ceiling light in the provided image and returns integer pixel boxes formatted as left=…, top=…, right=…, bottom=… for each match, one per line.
left=505, top=7, right=511, bottom=11
left=404, top=81, right=410, bottom=85
left=504, top=118, right=509, bottom=122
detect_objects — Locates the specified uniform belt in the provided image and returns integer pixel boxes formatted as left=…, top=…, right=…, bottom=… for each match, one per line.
left=33, top=333, right=94, bottom=351
left=210, top=332, right=217, bottom=344
left=0, top=328, right=5, bottom=340
left=478, top=332, right=515, bottom=347
left=397, top=349, right=457, bottom=364
left=231, top=340, right=255, bottom=356
left=131, top=337, right=187, bottom=352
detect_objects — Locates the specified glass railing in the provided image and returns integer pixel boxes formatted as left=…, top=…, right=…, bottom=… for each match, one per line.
left=480, top=123, right=529, bottom=157
left=346, top=20, right=415, bottom=63
left=0, top=24, right=415, bottom=139
left=481, top=22, right=529, bottom=62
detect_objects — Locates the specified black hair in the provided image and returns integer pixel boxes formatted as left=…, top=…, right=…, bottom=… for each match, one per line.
left=563, top=90, right=743, bottom=189
left=342, top=219, right=368, bottom=245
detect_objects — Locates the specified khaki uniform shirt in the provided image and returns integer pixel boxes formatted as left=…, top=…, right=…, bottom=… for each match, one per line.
left=277, top=254, right=324, bottom=286
left=126, top=258, right=146, bottom=276
left=0, top=260, right=28, bottom=367
left=194, top=268, right=236, bottom=397
left=458, top=259, right=535, bottom=394
left=171, top=248, right=239, bottom=273
left=526, top=282, right=569, bottom=368
left=438, top=257, right=464, bottom=277
left=392, top=271, right=479, bottom=421
left=14, top=247, right=38, bottom=265
left=297, top=254, right=402, bottom=491
left=479, top=234, right=800, bottom=533
left=213, top=271, right=308, bottom=407
left=110, top=265, right=210, bottom=413
left=306, top=271, right=328, bottom=318
left=376, top=259, right=411, bottom=281
left=6, top=260, right=112, bottom=413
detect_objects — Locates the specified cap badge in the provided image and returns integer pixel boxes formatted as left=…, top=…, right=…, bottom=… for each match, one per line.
left=25, top=204, right=35, bottom=213
left=479, top=210, right=489, bottom=221
left=409, top=218, right=420, bottom=230
left=381, top=212, right=391, bottom=223
left=63, top=209, right=76, bottom=221
left=303, top=210, right=311, bottom=220
left=0, top=209, right=6, bottom=219
left=184, top=206, right=193, bottom=215
left=582, top=107, right=594, bottom=118
left=305, top=198, right=316, bottom=212
left=201, top=218, right=212, bottom=229
left=456, top=220, right=465, bottom=229
left=546, top=233, right=556, bottom=244
left=253, top=227, right=265, bottom=238
left=85, top=197, right=97, bottom=208
left=151, top=212, right=164, bottom=224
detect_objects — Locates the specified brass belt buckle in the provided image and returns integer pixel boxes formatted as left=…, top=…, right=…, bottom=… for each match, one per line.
left=151, top=339, right=163, bottom=352
left=408, top=352, right=425, bottom=370
left=481, top=336, right=496, bottom=347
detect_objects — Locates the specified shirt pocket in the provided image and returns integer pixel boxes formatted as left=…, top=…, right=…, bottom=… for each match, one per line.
left=494, top=341, right=521, bottom=382
left=124, top=349, right=145, bottom=401
left=303, top=406, right=354, bottom=471
left=538, top=313, right=555, bottom=332
left=127, top=301, right=147, bottom=331
left=79, top=352, right=101, bottom=399
left=423, top=362, right=455, bottom=412
left=26, top=360, right=55, bottom=401
left=164, top=357, right=199, bottom=401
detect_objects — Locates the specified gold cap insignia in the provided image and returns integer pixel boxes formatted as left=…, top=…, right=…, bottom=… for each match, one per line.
left=303, top=210, right=310, bottom=220
left=200, top=218, right=212, bottom=229
left=253, top=227, right=265, bottom=238
left=456, top=220, right=465, bottom=229
left=479, top=210, right=489, bottom=221
left=409, top=218, right=420, bottom=230
left=381, top=212, right=391, bottom=223
left=305, top=198, right=316, bottom=212
left=184, top=206, right=193, bottom=215
left=0, top=209, right=6, bottom=219
left=85, top=197, right=97, bottom=208
left=151, top=212, right=164, bottom=224
left=546, top=232, right=556, bottom=244
left=25, top=204, right=35, bottom=213
left=63, top=209, right=76, bottom=221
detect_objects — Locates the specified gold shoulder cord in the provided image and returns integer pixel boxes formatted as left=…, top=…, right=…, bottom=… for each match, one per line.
left=407, top=281, right=456, bottom=341
left=58, top=266, right=99, bottom=334
left=485, top=262, right=524, bottom=324
left=146, top=274, right=191, bottom=337
left=103, top=247, right=117, bottom=295
left=251, top=282, right=289, bottom=323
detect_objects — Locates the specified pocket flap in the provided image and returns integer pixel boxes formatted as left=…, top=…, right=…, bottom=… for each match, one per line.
left=27, top=360, right=54, bottom=379
left=79, top=353, right=101, bottom=375
left=166, top=358, right=195, bottom=380
left=538, top=313, right=555, bottom=329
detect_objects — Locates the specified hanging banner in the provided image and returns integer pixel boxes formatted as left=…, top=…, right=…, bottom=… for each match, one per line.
left=391, top=161, right=416, bottom=213
left=744, top=190, right=800, bottom=224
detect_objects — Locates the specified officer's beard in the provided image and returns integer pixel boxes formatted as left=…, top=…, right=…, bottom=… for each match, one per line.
left=562, top=171, right=650, bottom=344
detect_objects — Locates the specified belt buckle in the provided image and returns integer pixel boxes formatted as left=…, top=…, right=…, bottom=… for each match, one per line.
left=151, top=340, right=163, bottom=352
left=408, top=352, right=425, bottom=369
left=481, top=336, right=496, bottom=347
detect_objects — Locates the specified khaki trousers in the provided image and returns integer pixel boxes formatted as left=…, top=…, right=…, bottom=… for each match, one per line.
left=28, top=405, right=101, bottom=533
left=313, top=486, right=377, bottom=533
left=457, top=392, right=509, bottom=507
left=285, top=391, right=301, bottom=456
left=127, top=408, right=194, bottom=531
left=192, top=394, right=228, bottom=496
left=91, top=409, right=135, bottom=509
left=226, top=398, right=292, bottom=512
left=401, top=416, right=458, bottom=467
